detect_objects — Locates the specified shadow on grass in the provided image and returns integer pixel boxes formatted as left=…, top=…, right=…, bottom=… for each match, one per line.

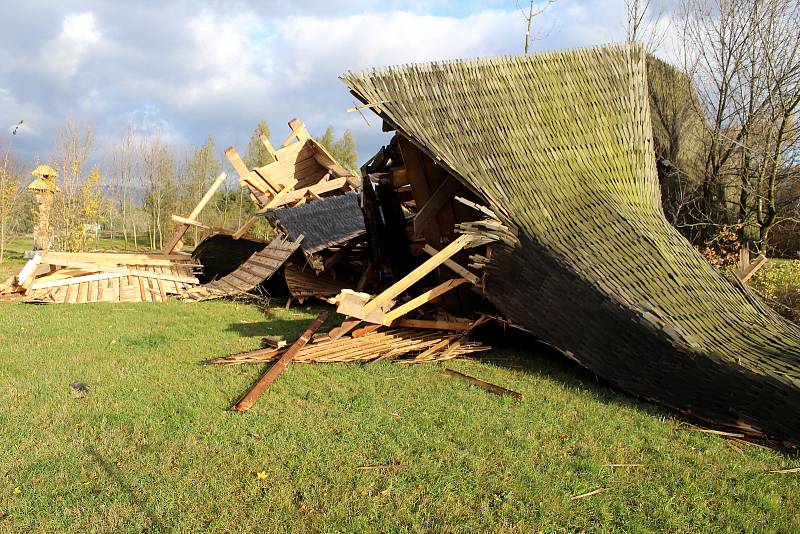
left=84, top=445, right=165, bottom=531
left=477, top=330, right=799, bottom=453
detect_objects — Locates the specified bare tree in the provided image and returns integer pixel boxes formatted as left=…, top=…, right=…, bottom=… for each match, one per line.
left=0, top=147, right=21, bottom=263
left=679, top=0, right=800, bottom=249
left=626, top=0, right=669, bottom=52
left=53, top=117, right=97, bottom=251
left=110, top=124, right=140, bottom=249
left=520, top=0, right=557, bottom=54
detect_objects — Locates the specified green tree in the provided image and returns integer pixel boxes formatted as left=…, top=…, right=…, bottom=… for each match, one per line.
left=243, top=120, right=272, bottom=168
left=316, top=126, right=358, bottom=171
left=183, top=135, right=222, bottom=245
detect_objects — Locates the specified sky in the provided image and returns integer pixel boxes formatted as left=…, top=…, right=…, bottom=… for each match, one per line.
left=0, top=0, right=676, bottom=168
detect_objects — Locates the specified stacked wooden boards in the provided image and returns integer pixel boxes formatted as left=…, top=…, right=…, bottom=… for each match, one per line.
left=7, top=252, right=199, bottom=304
left=209, top=324, right=490, bottom=366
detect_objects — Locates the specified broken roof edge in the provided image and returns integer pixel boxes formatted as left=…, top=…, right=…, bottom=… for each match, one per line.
left=340, top=41, right=642, bottom=83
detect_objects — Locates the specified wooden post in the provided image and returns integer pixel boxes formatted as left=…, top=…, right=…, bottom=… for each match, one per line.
left=443, top=369, right=523, bottom=400
left=232, top=311, right=328, bottom=412
left=162, top=172, right=227, bottom=254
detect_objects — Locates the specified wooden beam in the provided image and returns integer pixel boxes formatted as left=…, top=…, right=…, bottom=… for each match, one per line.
left=414, top=176, right=458, bottom=237
left=171, top=215, right=211, bottom=230
left=162, top=172, right=227, bottom=254
left=17, top=254, right=42, bottom=289
left=422, top=244, right=480, bottom=286
left=738, top=255, right=768, bottom=284
left=398, top=137, right=440, bottom=246
left=384, top=278, right=468, bottom=324
left=42, top=252, right=192, bottom=266
left=34, top=260, right=199, bottom=285
left=224, top=147, right=249, bottom=178
left=443, top=368, right=523, bottom=400
left=362, top=234, right=477, bottom=316
left=327, top=319, right=361, bottom=341
left=31, top=272, right=125, bottom=290
left=281, top=118, right=309, bottom=147
left=394, top=319, right=473, bottom=331
left=259, top=132, right=278, bottom=163
left=454, top=195, right=498, bottom=219
left=232, top=178, right=299, bottom=240
left=232, top=312, right=328, bottom=412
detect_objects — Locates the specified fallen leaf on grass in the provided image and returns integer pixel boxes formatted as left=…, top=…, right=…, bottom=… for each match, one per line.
left=256, top=471, right=268, bottom=480
left=12, top=487, right=21, bottom=495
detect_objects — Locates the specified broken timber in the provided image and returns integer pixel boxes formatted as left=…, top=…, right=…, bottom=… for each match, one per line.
left=232, top=311, right=328, bottom=412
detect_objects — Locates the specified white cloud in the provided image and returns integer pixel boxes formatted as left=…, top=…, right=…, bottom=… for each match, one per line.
left=44, top=12, right=102, bottom=81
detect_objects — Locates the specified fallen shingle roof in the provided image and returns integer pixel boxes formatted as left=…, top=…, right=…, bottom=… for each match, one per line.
left=266, top=192, right=366, bottom=254
left=342, top=43, right=800, bottom=442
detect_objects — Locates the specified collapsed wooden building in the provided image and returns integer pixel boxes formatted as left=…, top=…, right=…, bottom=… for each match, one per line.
left=339, top=43, right=800, bottom=443
left=4, top=43, right=800, bottom=443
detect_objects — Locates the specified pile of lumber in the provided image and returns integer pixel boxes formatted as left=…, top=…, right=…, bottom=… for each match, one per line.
left=210, top=322, right=490, bottom=366
left=1, top=251, right=199, bottom=303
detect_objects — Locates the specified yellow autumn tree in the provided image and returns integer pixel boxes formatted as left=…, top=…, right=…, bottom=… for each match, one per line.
left=0, top=154, right=20, bottom=263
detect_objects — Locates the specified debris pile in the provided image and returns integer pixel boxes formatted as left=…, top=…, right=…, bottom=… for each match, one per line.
left=5, top=44, right=800, bottom=444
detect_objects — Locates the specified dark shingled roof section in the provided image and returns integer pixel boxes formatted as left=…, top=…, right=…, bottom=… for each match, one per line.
left=266, top=192, right=366, bottom=254
left=342, top=43, right=800, bottom=442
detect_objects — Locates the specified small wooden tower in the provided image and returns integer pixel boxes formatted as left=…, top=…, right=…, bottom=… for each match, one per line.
left=27, top=164, right=60, bottom=252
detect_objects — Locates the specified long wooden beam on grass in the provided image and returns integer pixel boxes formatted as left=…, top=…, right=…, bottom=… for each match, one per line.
left=232, top=311, right=328, bottom=412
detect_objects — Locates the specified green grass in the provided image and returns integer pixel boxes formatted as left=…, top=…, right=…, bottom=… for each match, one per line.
left=0, top=300, right=798, bottom=533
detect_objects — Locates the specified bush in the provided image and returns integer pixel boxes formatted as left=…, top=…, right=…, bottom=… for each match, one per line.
left=751, top=260, right=800, bottom=323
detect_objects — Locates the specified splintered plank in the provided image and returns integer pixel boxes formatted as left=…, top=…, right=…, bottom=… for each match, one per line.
left=443, top=368, right=524, bottom=400
left=232, top=312, right=328, bottom=412
left=362, top=234, right=477, bottom=316
left=383, top=278, right=469, bottom=324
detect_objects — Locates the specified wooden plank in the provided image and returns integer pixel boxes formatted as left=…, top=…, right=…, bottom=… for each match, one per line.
left=273, top=177, right=348, bottom=207
left=232, top=312, right=328, bottom=412
left=31, top=272, right=125, bottom=290
left=327, top=319, right=361, bottom=341
left=232, top=178, right=298, bottom=240
left=384, top=278, right=468, bottom=324
left=281, top=118, right=310, bottom=147
left=38, top=259, right=199, bottom=284
left=362, top=234, right=477, bottom=316
left=252, top=168, right=283, bottom=194
left=225, top=146, right=250, bottom=178
left=443, top=368, right=524, bottom=400
left=399, top=137, right=440, bottom=246
left=738, top=255, right=768, bottom=284
left=171, top=215, right=212, bottom=230
left=42, top=252, right=192, bottom=265
left=455, top=195, right=498, bottom=219
left=414, top=175, right=458, bottom=237
left=394, top=319, right=473, bottom=331
left=259, top=132, right=278, bottom=162
left=163, top=172, right=227, bottom=254
left=17, top=254, right=43, bottom=289
left=422, top=244, right=481, bottom=286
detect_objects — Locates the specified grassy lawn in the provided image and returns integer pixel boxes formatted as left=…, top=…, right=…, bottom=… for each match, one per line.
left=1, top=300, right=799, bottom=533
